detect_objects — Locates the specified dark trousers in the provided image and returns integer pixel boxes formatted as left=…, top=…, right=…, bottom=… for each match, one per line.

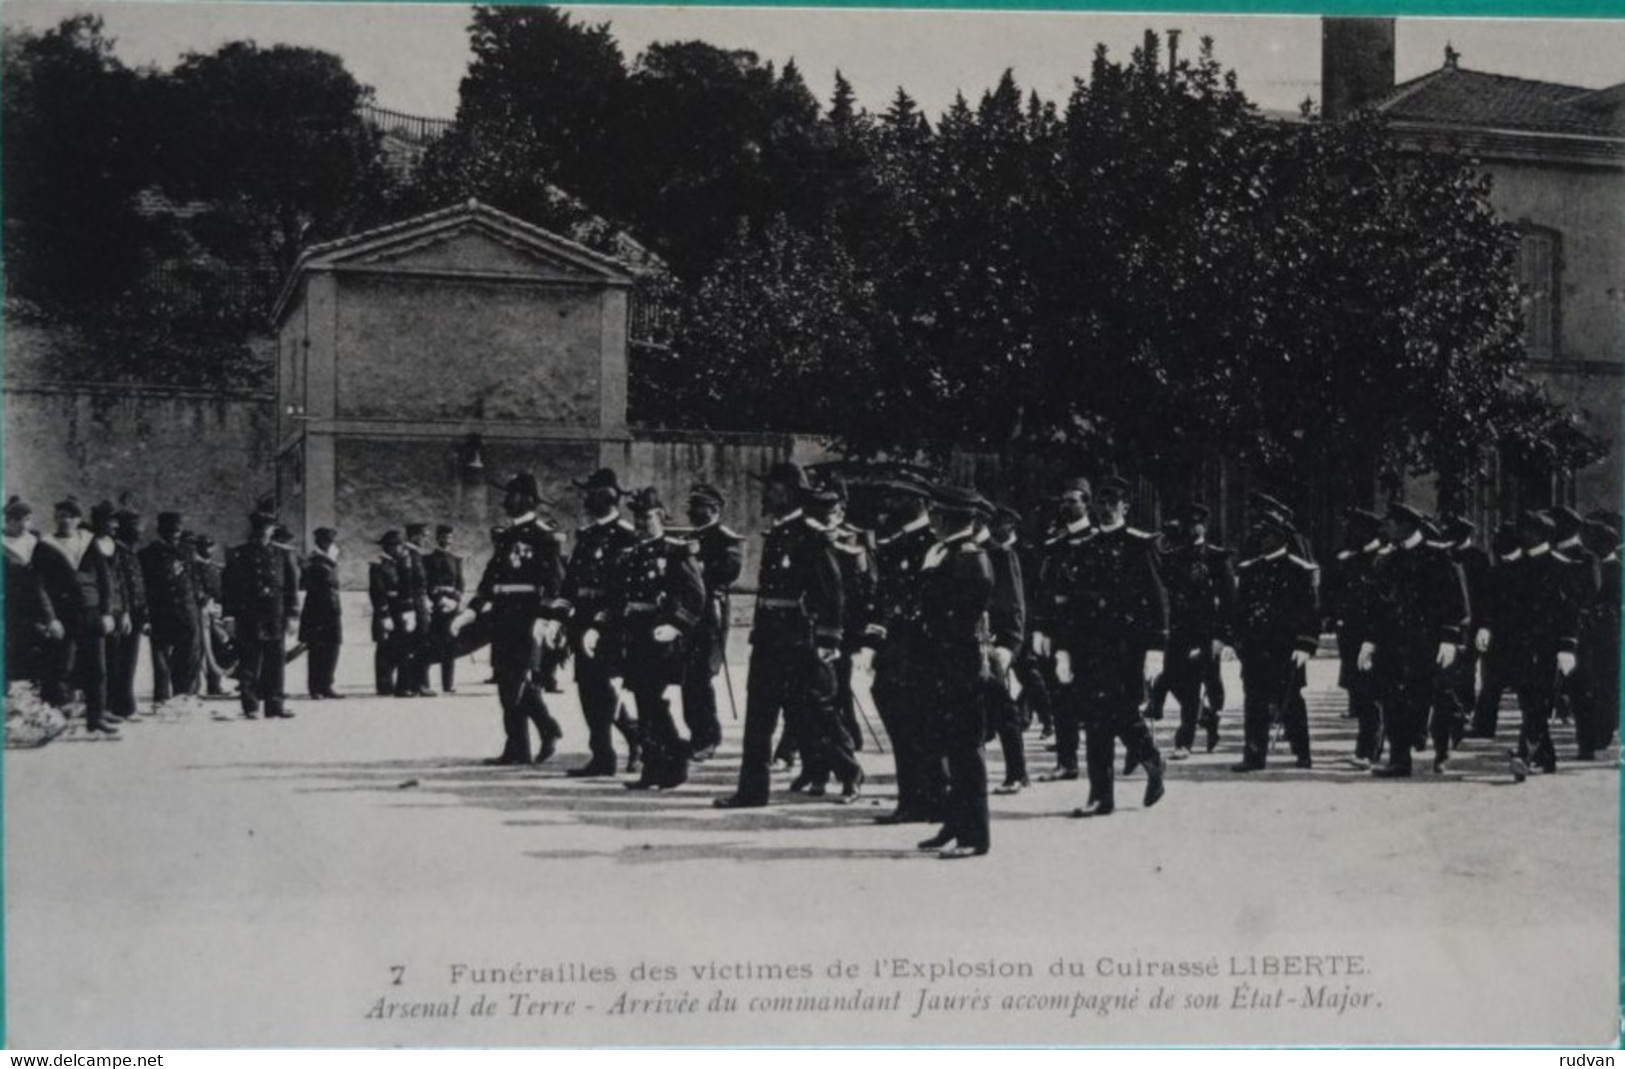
left=237, top=637, right=286, bottom=716
left=1515, top=678, right=1558, bottom=771
left=1076, top=670, right=1159, bottom=809
left=432, top=611, right=458, bottom=691
left=836, top=655, right=863, bottom=753
left=1472, top=655, right=1508, bottom=736
left=1168, top=638, right=1219, bottom=750
left=493, top=626, right=558, bottom=762
left=575, top=649, right=624, bottom=767
left=1378, top=646, right=1434, bottom=772
left=1570, top=640, right=1617, bottom=756
left=733, top=643, right=859, bottom=804
left=306, top=642, right=340, bottom=697
left=1348, top=675, right=1384, bottom=762
left=109, top=629, right=142, bottom=717
left=374, top=631, right=403, bottom=696
left=985, top=676, right=1028, bottom=785
left=630, top=676, right=688, bottom=786
left=872, top=661, right=945, bottom=818
left=939, top=676, right=990, bottom=850
left=60, top=629, right=109, bottom=726
left=1239, top=652, right=1309, bottom=767
left=1016, top=651, right=1053, bottom=732
left=680, top=637, right=725, bottom=754
left=151, top=626, right=199, bottom=702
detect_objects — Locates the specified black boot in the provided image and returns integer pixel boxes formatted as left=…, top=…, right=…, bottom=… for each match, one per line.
left=614, top=710, right=642, bottom=774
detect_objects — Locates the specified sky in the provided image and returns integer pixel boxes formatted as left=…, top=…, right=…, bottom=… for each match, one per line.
left=4, top=1, right=1624, bottom=120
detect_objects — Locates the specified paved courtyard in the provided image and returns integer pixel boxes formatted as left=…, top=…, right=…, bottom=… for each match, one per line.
left=5, top=647, right=1617, bottom=1048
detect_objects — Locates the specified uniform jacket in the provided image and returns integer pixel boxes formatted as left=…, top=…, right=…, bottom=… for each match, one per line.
left=4, top=532, right=60, bottom=636
left=564, top=515, right=638, bottom=633
left=1368, top=535, right=1470, bottom=657
left=114, top=538, right=147, bottom=626
left=863, top=515, right=939, bottom=659
left=1160, top=539, right=1235, bottom=647
left=192, top=553, right=223, bottom=607
left=299, top=547, right=344, bottom=646
left=604, top=534, right=706, bottom=687
left=983, top=532, right=1026, bottom=653
left=1231, top=548, right=1321, bottom=658
left=369, top=555, right=409, bottom=642
left=750, top=510, right=843, bottom=651
left=1030, top=520, right=1094, bottom=649
left=223, top=539, right=300, bottom=641
left=472, top=516, right=570, bottom=624
left=1487, top=548, right=1581, bottom=687
left=38, top=530, right=104, bottom=631
left=918, top=530, right=995, bottom=679
left=424, top=547, right=465, bottom=614
left=1052, top=524, right=1169, bottom=663
left=139, top=538, right=199, bottom=637
left=401, top=543, right=431, bottom=621
left=830, top=524, right=878, bottom=654
left=1449, top=543, right=1492, bottom=635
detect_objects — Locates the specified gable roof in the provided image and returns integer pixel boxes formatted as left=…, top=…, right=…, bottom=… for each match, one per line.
left=1376, top=65, right=1625, bottom=139
left=271, top=199, right=638, bottom=325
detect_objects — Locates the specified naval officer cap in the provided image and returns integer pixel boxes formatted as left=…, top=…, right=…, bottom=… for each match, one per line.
left=688, top=482, right=726, bottom=508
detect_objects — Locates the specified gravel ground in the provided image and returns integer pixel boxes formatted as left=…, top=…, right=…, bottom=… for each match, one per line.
left=5, top=649, right=1617, bottom=1048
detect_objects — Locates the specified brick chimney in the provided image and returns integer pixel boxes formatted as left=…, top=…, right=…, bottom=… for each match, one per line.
left=1321, top=17, right=1396, bottom=120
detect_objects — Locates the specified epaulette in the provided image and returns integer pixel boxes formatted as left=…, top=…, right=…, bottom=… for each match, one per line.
left=662, top=536, right=695, bottom=553
left=616, top=519, right=635, bottom=532
left=1042, top=532, right=1067, bottom=547
left=833, top=540, right=866, bottom=556
left=1126, top=526, right=1156, bottom=541
left=1205, top=544, right=1234, bottom=559
left=1236, top=556, right=1260, bottom=570
left=1287, top=555, right=1319, bottom=572
left=959, top=540, right=983, bottom=554
left=1551, top=550, right=1574, bottom=564
left=716, top=524, right=745, bottom=543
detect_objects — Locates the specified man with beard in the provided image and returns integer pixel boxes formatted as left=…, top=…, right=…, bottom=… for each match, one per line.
left=678, top=483, right=744, bottom=762
left=462, top=473, right=570, bottom=766
left=140, top=511, right=200, bottom=703
left=715, top=464, right=863, bottom=809
left=597, top=488, right=706, bottom=790
left=562, top=468, right=642, bottom=777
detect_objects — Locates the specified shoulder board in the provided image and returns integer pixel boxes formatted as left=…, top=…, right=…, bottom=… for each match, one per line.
left=1288, top=555, right=1318, bottom=571
left=662, top=536, right=694, bottom=552
left=1206, top=544, right=1234, bottom=559
left=1236, top=556, right=1261, bottom=570
left=833, top=541, right=865, bottom=556
left=959, top=541, right=984, bottom=554
left=716, top=525, right=745, bottom=543
left=1042, top=532, right=1067, bottom=547
left=1551, top=550, right=1574, bottom=564
left=1126, top=527, right=1155, bottom=541
left=616, top=519, right=635, bottom=532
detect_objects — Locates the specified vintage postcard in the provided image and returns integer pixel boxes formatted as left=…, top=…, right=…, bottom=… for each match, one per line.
left=2, top=0, right=1620, bottom=1049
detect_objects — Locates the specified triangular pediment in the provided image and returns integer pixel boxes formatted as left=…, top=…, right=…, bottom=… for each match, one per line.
left=273, top=200, right=635, bottom=322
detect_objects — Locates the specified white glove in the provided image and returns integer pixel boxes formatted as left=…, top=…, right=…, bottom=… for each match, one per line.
left=1031, top=631, right=1051, bottom=658
left=582, top=628, right=600, bottom=658
left=921, top=543, right=949, bottom=571
left=989, top=646, right=1014, bottom=678
left=285, top=617, right=298, bottom=639
left=449, top=609, right=476, bottom=636
left=403, top=612, right=418, bottom=635
left=1143, top=649, right=1163, bottom=686
left=381, top=617, right=395, bottom=634
left=1054, top=650, right=1074, bottom=685
left=437, top=597, right=459, bottom=614
left=1557, top=651, right=1577, bottom=677
left=100, top=614, right=116, bottom=636
left=1435, top=643, right=1456, bottom=670
left=1291, top=649, right=1311, bottom=670
left=1211, top=639, right=1224, bottom=659
left=652, top=624, right=680, bottom=643
left=117, top=613, right=132, bottom=637
left=539, top=619, right=562, bottom=647
left=1357, top=641, right=1375, bottom=672
left=1475, top=628, right=1491, bottom=653
left=44, top=620, right=64, bottom=641
left=817, top=646, right=840, bottom=664
left=851, top=647, right=875, bottom=675
left=1219, top=643, right=1237, bottom=662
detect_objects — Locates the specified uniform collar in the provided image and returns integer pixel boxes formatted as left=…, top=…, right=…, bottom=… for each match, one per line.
left=1499, top=549, right=1523, bottom=562
left=584, top=510, right=620, bottom=529
left=997, top=533, right=1017, bottom=550
left=1363, top=539, right=1381, bottom=553
left=311, top=546, right=339, bottom=564
left=1528, top=543, right=1550, bottom=557
left=508, top=512, right=537, bottom=527
left=973, top=527, right=992, bottom=545
left=941, top=526, right=977, bottom=545
left=1097, top=519, right=1126, bottom=534
left=1263, top=545, right=1289, bottom=561
left=1400, top=530, right=1423, bottom=550
left=1064, top=516, right=1091, bottom=536
left=900, top=514, right=932, bottom=535
left=1558, top=534, right=1583, bottom=551
left=4, top=531, right=38, bottom=566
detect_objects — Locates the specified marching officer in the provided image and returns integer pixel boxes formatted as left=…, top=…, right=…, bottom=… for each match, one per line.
left=425, top=525, right=465, bottom=694
left=715, top=463, right=863, bottom=809
left=1439, top=515, right=1490, bottom=747
left=398, top=523, right=435, bottom=697
left=462, top=473, right=570, bottom=766
left=1468, top=523, right=1523, bottom=739
left=1325, top=507, right=1385, bottom=768
left=914, top=486, right=996, bottom=860
left=1550, top=506, right=1603, bottom=746
left=594, top=488, right=706, bottom=790
left=1029, top=477, right=1096, bottom=784
left=563, top=468, right=642, bottom=777
left=1575, top=514, right=1621, bottom=759
left=300, top=527, right=344, bottom=700
left=680, top=482, right=744, bottom=761
left=222, top=500, right=301, bottom=720
left=1229, top=510, right=1319, bottom=771
left=825, top=480, right=875, bottom=759
left=1161, top=503, right=1235, bottom=759
left=4, top=496, right=65, bottom=692
left=370, top=531, right=410, bottom=696
left=1053, top=476, right=1167, bottom=817
left=1358, top=502, right=1468, bottom=777
left=862, top=470, right=944, bottom=823
left=140, top=511, right=200, bottom=702
left=984, top=504, right=1030, bottom=794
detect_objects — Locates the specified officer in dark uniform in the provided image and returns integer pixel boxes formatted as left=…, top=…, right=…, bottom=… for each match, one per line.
left=222, top=501, right=301, bottom=720
left=1029, top=477, right=1095, bottom=784
left=192, top=534, right=229, bottom=696
left=1229, top=510, right=1319, bottom=771
left=4, top=496, right=65, bottom=690
left=1324, top=507, right=1385, bottom=767
left=1550, top=506, right=1603, bottom=746
left=424, top=525, right=465, bottom=694
left=679, top=482, right=744, bottom=762
left=1359, top=502, right=1468, bottom=777
left=38, top=498, right=118, bottom=731
left=984, top=504, right=1029, bottom=793
left=85, top=501, right=137, bottom=725
left=862, top=471, right=943, bottom=822
left=1484, top=511, right=1582, bottom=780
left=596, top=488, right=706, bottom=790
left=300, top=527, right=344, bottom=700
left=1576, top=514, right=1621, bottom=758
left=563, top=468, right=642, bottom=777
left=1467, top=523, right=1523, bottom=739
left=715, top=463, right=863, bottom=809
left=1056, top=476, right=1167, bottom=817
left=140, top=511, right=200, bottom=702
left=1161, top=504, right=1236, bottom=759
left=462, top=473, right=571, bottom=766
left=108, top=501, right=147, bottom=722
left=1438, top=515, right=1490, bottom=748
left=914, top=486, right=996, bottom=859
left=395, top=523, right=434, bottom=697
left=369, top=531, right=409, bottom=696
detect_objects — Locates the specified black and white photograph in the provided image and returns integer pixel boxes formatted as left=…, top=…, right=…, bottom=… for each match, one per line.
left=2, top=0, right=1621, bottom=1049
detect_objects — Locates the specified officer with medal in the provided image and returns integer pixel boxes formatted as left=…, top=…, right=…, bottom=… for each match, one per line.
left=593, top=488, right=706, bottom=790
left=461, top=473, right=570, bottom=766
left=562, top=468, right=642, bottom=777
left=679, top=482, right=744, bottom=762
left=1229, top=508, right=1319, bottom=772
left=715, top=463, right=863, bottom=809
